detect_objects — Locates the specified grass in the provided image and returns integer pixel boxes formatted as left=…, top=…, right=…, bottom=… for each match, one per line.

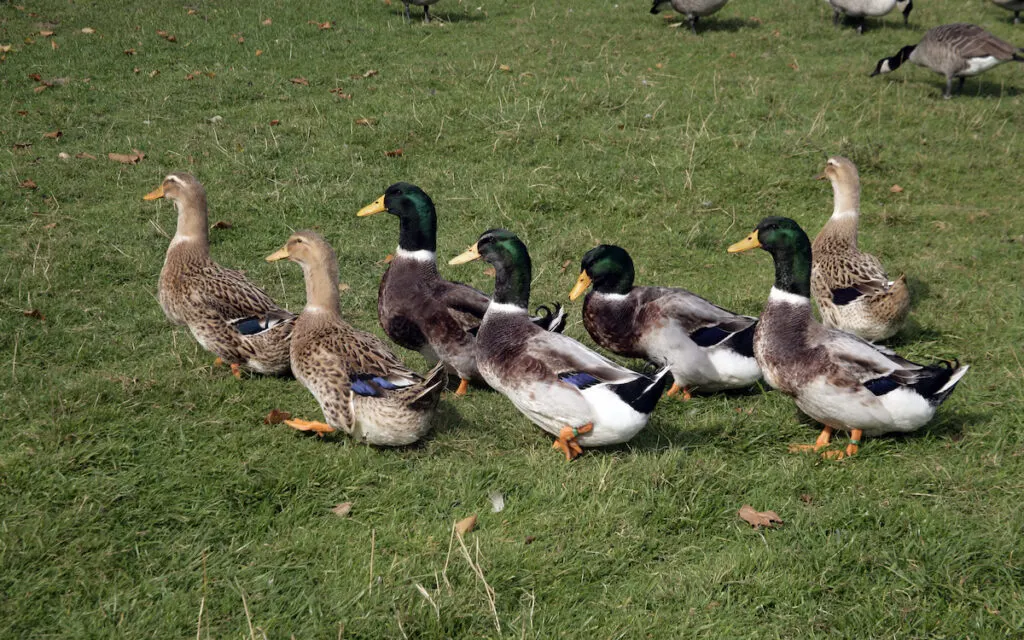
left=2, top=0, right=1024, bottom=636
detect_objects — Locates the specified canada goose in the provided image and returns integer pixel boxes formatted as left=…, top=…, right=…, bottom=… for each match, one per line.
left=991, top=0, right=1024, bottom=25
left=825, top=0, right=913, bottom=34
left=402, top=0, right=441, bottom=23
left=650, top=0, right=730, bottom=34
left=811, top=157, right=910, bottom=342
left=871, top=23, right=1024, bottom=98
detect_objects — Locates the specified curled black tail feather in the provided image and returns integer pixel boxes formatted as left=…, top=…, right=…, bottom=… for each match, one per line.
left=530, top=303, right=567, bottom=334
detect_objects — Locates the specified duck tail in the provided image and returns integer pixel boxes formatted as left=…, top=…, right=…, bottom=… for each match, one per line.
left=918, top=360, right=969, bottom=407
left=408, top=363, right=448, bottom=408
left=530, top=303, right=567, bottom=334
left=725, top=321, right=757, bottom=358
left=611, top=365, right=671, bottom=414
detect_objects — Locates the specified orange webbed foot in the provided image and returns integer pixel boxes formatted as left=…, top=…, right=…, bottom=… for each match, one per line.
left=284, top=418, right=336, bottom=437
left=230, top=363, right=242, bottom=379
left=453, top=378, right=470, bottom=397
left=552, top=423, right=593, bottom=461
left=666, top=383, right=691, bottom=400
left=789, top=425, right=834, bottom=454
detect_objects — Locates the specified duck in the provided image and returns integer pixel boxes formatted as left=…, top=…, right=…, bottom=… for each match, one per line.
left=728, top=217, right=968, bottom=458
left=823, top=0, right=912, bottom=34
left=811, top=156, right=910, bottom=342
left=871, top=23, right=1024, bottom=98
left=568, top=244, right=761, bottom=400
left=144, top=173, right=294, bottom=377
left=650, top=0, right=730, bottom=34
left=449, top=229, right=670, bottom=461
left=357, top=183, right=565, bottom=396
left=991, top=0, right=1024, bottom=25
left=402, top=0, right=441, bottom=23
left=266, top=231, right=445, bottom=446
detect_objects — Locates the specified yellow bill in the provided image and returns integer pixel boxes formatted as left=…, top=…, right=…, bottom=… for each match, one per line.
left=568, top=271, right=592, bottom=300
left=448, top=243, right=481, bottom=265
left=727, top=230, right=761, bottom=253
left=265, top=247, right=290, bottom=262
left=142, top=184, right=165, bottom=201
left=356, top=195, right=386, bottom=217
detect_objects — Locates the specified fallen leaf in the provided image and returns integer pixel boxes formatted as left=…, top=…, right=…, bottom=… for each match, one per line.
left=75, top=152, right=97, bottom=159
left=43, top=222, right=57, bottom=229
left=187, top=8, right=197, bottom=15
left=269, top=119, right=280, bottom=126
left=23, top=309, right=45, bottom=321
left=43, top=130, right=61, bottom=139
left=455, top=514, right=477, bottom=536
left=338, top=283, right=351, bottom=292
left=362, top=69, right=378, bottom=78
left=499, top=64, right=511, bottom=72
left=738, top=504, right=783, bottom=529
left=124, top=47, right=135, bottom=55
left=0, top=45, right=12, bottom=53
left=384, top=148, right=403, bottom=157
left=80, top=27, right=95, bottom=34
left=799, top=494, right=813, bottom=504
left=749, top=16, right=763, bottom=24
left=33, top=85, right=48, bottom=94
left=890, top=184, right=904, bottom=193
left=236, top=36, right=245, bottom=44
left=39, top=30, right=54, bottom=37
left=133, top=67, right=140, bottom=73
left=262, top=18, right=272, bottom=26
left=483, top=266, right=497, bottom=277
left=331, top=502, right=353, bottom=517
left=788, top=61, right=799, bottom=71
left=156, top=29, right=177, bottom=42
left=20, top=179, right=38, bottom=189
left=318, top=21, right=332, bottom=30
left=255, top=49, right=263, bottom=56
left=290, top=77, right=309, bottom=86
left=50, top=39, right=58, bottom=50
left=28, top=72, right=42, bottom=81
left=24, top=37, right=34, bottom=44
left=149, top=69, right=160, bottom=78
left=263, top=408, right=291, bottom=424
left=108, top=149, right=145, bottom=164
left=559, top=259, right=570, bottom=273
left=212, top=220, right=232, bottom=230
left=355, top=117, right=376, bottom=126
left=58, top=152, right=69, bottom=160
left=329, top=87, right=352, bottom=99
left=524, top=535, right=536, bottom=544
left=17, top=110, right=27, bottom=116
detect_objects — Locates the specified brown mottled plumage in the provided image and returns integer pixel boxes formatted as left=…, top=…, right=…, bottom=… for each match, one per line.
left=811, top=157, right=910, bottom=342
left=146, top=173, right=294, bottom=375
left=267, top=231, right=444, bottom=446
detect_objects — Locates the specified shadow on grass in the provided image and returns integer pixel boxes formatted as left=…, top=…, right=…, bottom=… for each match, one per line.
left=389, top=8, right=489, bottom=24
left=672, top=17, right=759, bottom=34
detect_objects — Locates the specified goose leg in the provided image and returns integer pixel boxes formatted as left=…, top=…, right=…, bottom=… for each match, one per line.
left=689, top=15, right=698, bottom=34
left=403, top=1, right=411, bottom=22
left=833, top=9, right=841, bottom=26
left=856, top=17, right=865, bottom=34
left=666, top=383, right=692, bottom=401
left=284, top=418, right=336, bottom=436
left=957, top=76, right=965, bottom=95
left=454, top=378, right=470, bottom=396
left=1015, top=11, right=1020, bottom=25
left=423, top=4, right=431, bottom=23
left=943, top=76, right=954, bottom=99
left=788, top=425, right=833, bottom=453
left=552, top=423, right=593, bottom=461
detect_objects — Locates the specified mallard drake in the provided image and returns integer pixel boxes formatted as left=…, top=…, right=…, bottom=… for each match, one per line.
left=450, top=230, right=670, bottom=460
left=728, top=217, right=968, bottom=458
left=357, top=183, right=565, bottom=396
left=568, top=244, right=761, bottom=400
left=266, top=231, right=445, bottom=446
left=824, top=0, right=912, bottom=34
left=871, top=24, right=1024, bottom=99
left=650, top=0, right=730, bottom=34
left=811, top=156, right=910, bottom=342
left=144, top=173, right=294, bottom=377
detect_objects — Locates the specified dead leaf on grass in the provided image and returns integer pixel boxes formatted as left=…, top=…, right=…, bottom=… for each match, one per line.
left=263, top=408, right=291, bottom=424
left=269, top=119, right=280, bottom=126
left=58, top=152, right=69, bottom=160
left=124, top=47, right=136, bottom=55
left=455, top=514, right=477, bottom=536
left=13, top=142, right=32, bottom=149
left=290, top=77, right=309, bottom=86
left=149, top=69, right=160, bottom=78
left=799, top=494, right=813, bottom=504
left=331, top=502, right=353, bottom=517
left=211, top=220, right=232, bottom=229
left=23, top=309, right=45, bottom=321
left=156, top=29, right=177, bottom=42
left=20, top=179, right=38, bottom=189
left=738, top=504, right=783, bottom=529
left=499, top=64, right=511, bottom=72
left=0, top=45, right=13, bottom=53
left=43, top=222, right=57, bottom=230
left=308, top=20, right=333, bottom=29
left=355, top=117, right=376, bottom=126
left=108, top=149, right=145, bottom=164
left=384, top=148, right=403, bottom=157
left=50, top=40, right=58, bottom=50
left=338, top=283, right=351, bottom=292
left=262, top=18, right=272, bottom=26
left=329, top=87, right=352, bottom=99
left=362, top=69, right=378, bottom=78
left=39, top=30, right=54, bottom=37
left=80, top=27, right=96, bottom=34
left=483, top=266, right=497, bottom=277
left=43, top=130, right=61, bottom=139
left=255, top=49, right=263, bottom=56
left=890, top=184, right=904, bottom=193
left=559, top=259, right=571, bottom=273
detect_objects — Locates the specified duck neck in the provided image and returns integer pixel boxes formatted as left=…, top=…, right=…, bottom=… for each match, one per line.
left=769, top=237, right=813, bottom=299
left=491, top=246, right=532, bottom=310
left=170, top=194, right=210, bottom=254
left=827, top=179, right=860, bottom=247
left=300, top=256, right=342, bottom=317
left=594, top=267, right=634, bottom=296
left=396, top=207, right=437, bottom=254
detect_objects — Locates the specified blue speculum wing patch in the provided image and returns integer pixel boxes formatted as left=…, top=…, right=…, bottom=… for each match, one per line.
left=231, top=317, right=266, bottom=335
left=560, top=371, right=601, bottom=390
left=864, top=376, right=900, bottom=396
left=350, top=375, right=402, bottom=397
left=690, top=325, right=730, bottom=347
left=831, top=287, right=863, bottom=306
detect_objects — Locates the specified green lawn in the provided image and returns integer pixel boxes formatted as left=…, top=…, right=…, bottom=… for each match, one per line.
left=3, top=0, right=1024, bottom=636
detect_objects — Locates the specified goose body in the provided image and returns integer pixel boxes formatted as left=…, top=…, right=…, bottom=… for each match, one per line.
left=570, top=245, right=761, bottom=398
left=145, top=173, right=294, bottom=376
left=450, top=230, right=669, bottom=460
left=267, top=232, right=444, bottom=446
left=811, top=156, right=910, bottom=342
left=729, top=217, right=968, bottom=458
left=358, top=183, right=564, bottom=396
left=872, top=23, right=1024, bottom=98
left=824, top=0, right=912, bottom=32
left=650, top=0, right=729, bottom=34
left=402, top=0, right=441, bottom=23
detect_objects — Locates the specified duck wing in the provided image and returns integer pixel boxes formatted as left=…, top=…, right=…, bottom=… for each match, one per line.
left=189, top=263, right=285, bottom=319
left=647, top=287, right=758, bottom=350
left=526, top=330, right=641, bottom=385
